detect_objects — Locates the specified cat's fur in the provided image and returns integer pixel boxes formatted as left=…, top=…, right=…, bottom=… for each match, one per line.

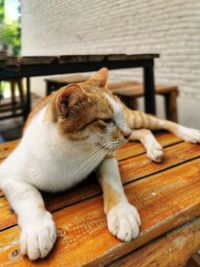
left=0, top=68, right=200, bottom=260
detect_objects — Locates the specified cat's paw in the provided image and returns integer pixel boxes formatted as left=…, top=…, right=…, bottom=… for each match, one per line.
left=147, top=143, right=164, bottom=163
left=107, top=202, right=141, bottom=242
left=20, top=211, right=57, bottom=260
left=177, top=127, right=200, bottom=144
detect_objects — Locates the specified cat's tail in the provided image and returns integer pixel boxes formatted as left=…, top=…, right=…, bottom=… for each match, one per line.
left=123, top=105, right=200, bottom=143
left=123, top=105, right=166, bottom=130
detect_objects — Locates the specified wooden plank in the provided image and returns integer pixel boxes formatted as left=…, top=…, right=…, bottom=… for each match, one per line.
left=59, top=54, right=160, bottom=63
left=0, top=133, right=180, bottom=163
left=0, top=140, right=198, bottom=229
left=44, top=74, right=90, bottom=83
left=116, top=132, right=181, bottom=161
left=0, top=140, right=19, bottom=163
left=0, top=133, right=180, bottom=197
left=0, top=158, right=199, bottom=266
left=119, top=141, right=200, bottom=182
left=0, top=141, right=199, bottom=230
left=6, top=56, right=58, bottom=66
left=1, top=54, right=160, bottom=67
left=110, top=216, right=200, bottom=267
left=0, top=177, right=100, bottom=230
left=111, top=83, right=178, bottom=97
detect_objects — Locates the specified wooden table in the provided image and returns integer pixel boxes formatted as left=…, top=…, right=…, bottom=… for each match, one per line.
left=0, top=54, right=159, bottom=118
left=0, top=132, right=199, bottom=266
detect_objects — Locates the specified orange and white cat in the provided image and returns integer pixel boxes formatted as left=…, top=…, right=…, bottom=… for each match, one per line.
left=0, top=68, right=200, bottom=260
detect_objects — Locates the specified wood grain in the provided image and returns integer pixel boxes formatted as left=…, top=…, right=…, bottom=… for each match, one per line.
left=116, top=131, right=181, bottom=161
left=1, top=54, right=160, bottom=67
left=0, top=141, right=199, bottom=231
left=119, top=141, right=200, bottom=182
left=0, top=132, right=180, bottom=163
left=111, top=83, right=178, bottom=98
left=0, top=140, right=19, bottom=163
left=0, top=132, right=180, bottom=198
left=110, top=216, right=200, bottom=267
left=0, top=158, right=199, bottom=266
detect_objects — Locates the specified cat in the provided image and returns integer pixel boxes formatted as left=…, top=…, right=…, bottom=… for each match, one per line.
left=0, top=68, right=200, bottom=261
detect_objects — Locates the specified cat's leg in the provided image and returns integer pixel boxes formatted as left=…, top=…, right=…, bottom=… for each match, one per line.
left=98, top=156, right=141, bottom=241
left=129, top=129, right=164, bottom=163
left=1, top=178, right=57, bottom=260
left=157, top=120, right=200, bottom=143
left=123, top=106, right=200, bottom=143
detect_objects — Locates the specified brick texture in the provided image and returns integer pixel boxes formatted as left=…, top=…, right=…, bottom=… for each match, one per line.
left=21, top=0, right=200, bottom=128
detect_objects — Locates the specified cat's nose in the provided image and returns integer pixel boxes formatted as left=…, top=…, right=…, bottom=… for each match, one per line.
left=114, top=117, right=131, bottom=138
left=123, top=129, right=131, bottom=139
left=120, top=125, right=131, bottom=139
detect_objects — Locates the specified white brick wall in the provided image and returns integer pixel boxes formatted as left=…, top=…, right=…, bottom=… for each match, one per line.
left=21, top=0, right=200, bottom=128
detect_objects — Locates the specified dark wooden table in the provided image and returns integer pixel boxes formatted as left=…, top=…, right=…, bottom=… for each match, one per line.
left=0, top=132, right=199, bottom=266
left=0, top=54, right=159, bottom=118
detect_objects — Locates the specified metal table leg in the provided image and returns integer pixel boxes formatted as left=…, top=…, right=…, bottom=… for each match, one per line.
left=143, top=62, right=156, bottom=115
left=24, top=77, right=31, bottom=120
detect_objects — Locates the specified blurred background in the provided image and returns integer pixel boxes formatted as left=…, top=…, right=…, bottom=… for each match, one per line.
left=0, top=0, right=200, bottom=142
left=0, top=0, right=20, bottom=55
left=1, top=3, right=200, bottom=265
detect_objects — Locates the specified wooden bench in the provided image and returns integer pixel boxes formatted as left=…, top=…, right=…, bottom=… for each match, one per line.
left=0, top=132, right=199, bottom=266
left=110, top=81, right=179, bottom=123
left=0, top=78, right=25, bottom=121
left=45, top=75, right=90, bottom=95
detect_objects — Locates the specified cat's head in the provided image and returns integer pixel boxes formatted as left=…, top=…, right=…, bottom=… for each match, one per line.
left=48, top=68, right=131, bottom=153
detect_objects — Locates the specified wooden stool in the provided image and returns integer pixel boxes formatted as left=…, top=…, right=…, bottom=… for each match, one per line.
left=0, top=78, right=25, bottom=121
left=110, top=81, right=179, bottom=123
left=45, top=75, right=90, bottom=95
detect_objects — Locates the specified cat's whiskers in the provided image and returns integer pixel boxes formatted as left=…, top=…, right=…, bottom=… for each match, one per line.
left=67, top=144, right=107, bottom=168
left=101, top=138, right=126, bottom=152
left=66, top=145, right=105, bottom=163
left=70, top=146, right=109, bottom=178
left=75, top=151, right=105, bottom=177
left=66, top=136, right=123, bottom=164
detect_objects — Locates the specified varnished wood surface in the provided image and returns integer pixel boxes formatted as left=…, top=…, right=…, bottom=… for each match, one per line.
left=110, top=216, right=200, bottom=267
left=0, top=132, right=180, bottom=163
left=0, top=54, right=159, bottom=67
left=0, top=132, right=199, bottom=266
left=111, top=83, right=178, bottom=97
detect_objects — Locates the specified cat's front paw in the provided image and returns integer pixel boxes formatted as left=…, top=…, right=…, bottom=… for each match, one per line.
left=20, top=211, right=57, bottom=260
left=107, top=202, right=141, bottom=242
left=147, top=143, right=164, bottom=163
left=177, top=127, right=200, bottom=144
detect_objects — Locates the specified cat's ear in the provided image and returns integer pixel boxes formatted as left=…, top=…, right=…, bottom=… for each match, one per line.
left=90, top=67, right=108, bottom=87
left=56, top=84, right=83, bottom=117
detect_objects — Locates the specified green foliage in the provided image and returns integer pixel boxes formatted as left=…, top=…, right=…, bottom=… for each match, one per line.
left=0, top=0, right=3, bottom=23
left=0, top=0, right=21, bottom=55
left=0, top=21, right=21, bottom=55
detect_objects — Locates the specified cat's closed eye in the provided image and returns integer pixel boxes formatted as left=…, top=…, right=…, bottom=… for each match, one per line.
left=102, top=118, right=113, bottom=124
left=94, top=118, right=113, bottom=131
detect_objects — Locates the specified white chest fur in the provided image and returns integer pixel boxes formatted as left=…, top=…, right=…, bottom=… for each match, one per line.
left=1, top=108, right=107, bottom=192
